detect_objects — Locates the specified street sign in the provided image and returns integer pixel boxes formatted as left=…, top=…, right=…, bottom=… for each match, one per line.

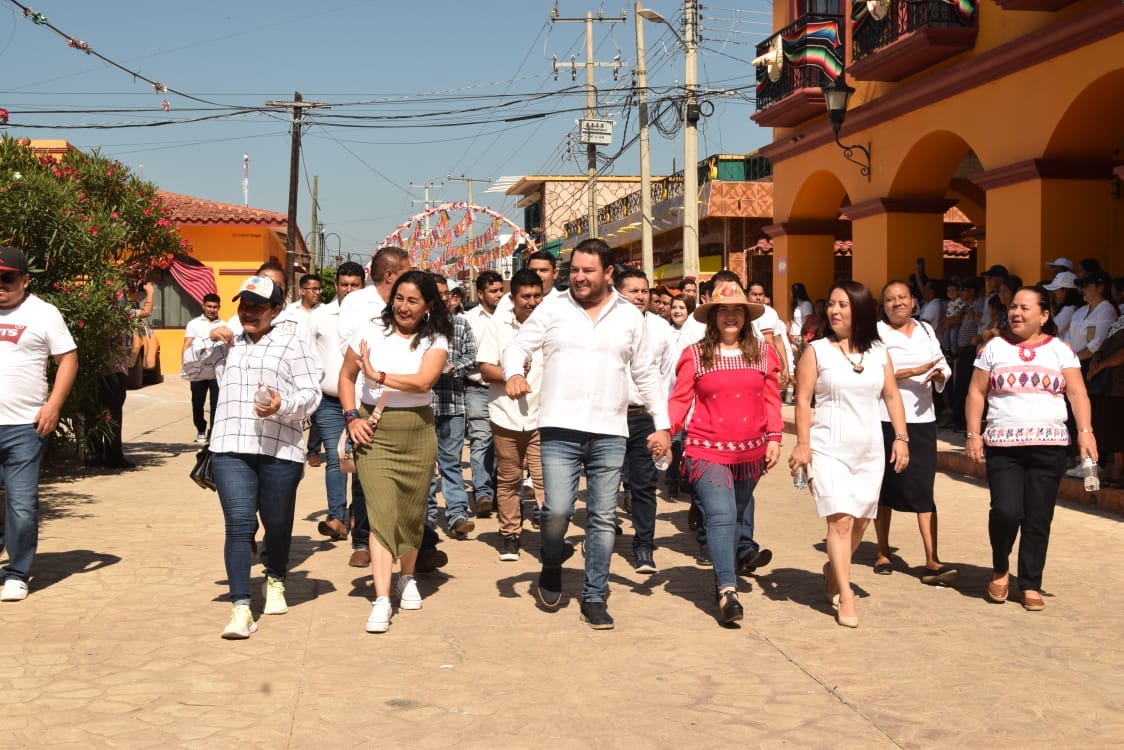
left=579, top=118, right=613, bottom=145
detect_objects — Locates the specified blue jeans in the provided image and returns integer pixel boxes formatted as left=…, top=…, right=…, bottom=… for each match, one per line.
left=212, top=453, right=304, bottom=602
left=427, top=413, right=471, bottom=527
left=0, top=424, right=47, bottom=582
left=539, top=427, right=626, bottom=603
left=464, top=384, right=495, bottom=501
left=312, top=394, right=348, bottom=522
left=695, top=487, right=760, bottom=561
left=688, top=457, right=758, bottom=591
left=623, top=411, right=658, bottom=553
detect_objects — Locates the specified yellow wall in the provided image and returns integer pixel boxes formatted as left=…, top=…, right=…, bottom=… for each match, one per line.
left=765, top=27, right=1123, bottom=299
left=158, top=223, right=287, bottom=373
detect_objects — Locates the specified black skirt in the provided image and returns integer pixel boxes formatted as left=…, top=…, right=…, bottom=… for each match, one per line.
left=878, top=421, right=937, bottom=513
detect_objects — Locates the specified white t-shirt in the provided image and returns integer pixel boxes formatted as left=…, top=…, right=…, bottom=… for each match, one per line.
left=462, top=304, right=494, bottom=385
left=919, top=298, right=945, bottom=329
left=790, top=300, right=813, bottom=339
left=1066, top=300, right=1118, bottom=355
left=349, top=320, right=448, bottom=408
left=975, top=335, right=1079, bottom=447
left=307, top=299, right=345, bottom=396
left=0, top=294, right=77, bottom=425
left=1053, top=305, right=1076, bottom=341
left=183, top=314, right=224, bottom=380
left=477, top=308, right=543, bottom=431
left=338, top=285, right=388, bottom=353
left=876, top=320, right=950, bottom=423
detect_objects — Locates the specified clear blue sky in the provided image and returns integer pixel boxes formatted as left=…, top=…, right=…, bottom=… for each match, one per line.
left=1, top=0, right=773, bottom=263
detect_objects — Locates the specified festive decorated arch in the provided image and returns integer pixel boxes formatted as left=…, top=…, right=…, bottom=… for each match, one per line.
left=377, top=201, right=536, bottom=274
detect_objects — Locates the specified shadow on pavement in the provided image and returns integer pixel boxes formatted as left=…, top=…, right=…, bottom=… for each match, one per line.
left=37, top=489, right=98, bottom=523
left=31, top=549, right=121, bottom=590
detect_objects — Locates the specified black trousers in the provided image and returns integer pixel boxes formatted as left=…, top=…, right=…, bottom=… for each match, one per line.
left=985, top=444, right=1067, bottom=593
left=190, top=378, right=219, bottom=435
left=950, top=344, right=975, bottom=429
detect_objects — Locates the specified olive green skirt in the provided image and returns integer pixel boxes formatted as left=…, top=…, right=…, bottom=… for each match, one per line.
left=355, top=405, right=436, bottom=560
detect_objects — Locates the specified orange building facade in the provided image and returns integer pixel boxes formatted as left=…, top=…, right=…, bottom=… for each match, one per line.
left=153, top=192, right=307, bottom=372
left=751, top=0, right=1124, bottom=313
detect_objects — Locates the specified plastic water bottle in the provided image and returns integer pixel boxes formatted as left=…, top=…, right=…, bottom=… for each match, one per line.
left=793, top=466, right=808, bottom=490
left=1082, top=456, right=1100, bottom=492
left=654, top=453, right=671, bottom=472
left=254, top=383, right=272, bottom=408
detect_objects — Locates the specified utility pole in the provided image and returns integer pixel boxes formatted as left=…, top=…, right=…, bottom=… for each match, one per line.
left=309, top=175, right=319, bottom=274
left=634, top=3, right=655, bottom=282
left=410, top=182, right=443, bottom=268
left=682, top=0, right=700, bottom=281
left=242, top=153, right=249, bottom=207
left=449, top=174, right=490, bottom=301
left=265, top=91, right=331, bottom=298
left=550, top=7, right=626, bottom=240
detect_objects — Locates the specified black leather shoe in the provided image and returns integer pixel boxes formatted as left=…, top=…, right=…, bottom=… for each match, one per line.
left=738, top=548, right=773, bottom=575
left=537, top=566, right=563, bottom=610
left=718, top=591, right=743, bottom=624
left=579, top=599, right=615, bottom=630
left=687, top=502, right=702, bottom=531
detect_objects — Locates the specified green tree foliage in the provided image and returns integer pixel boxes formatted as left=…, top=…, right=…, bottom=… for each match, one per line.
left=0, top=135, right=190, bottom=446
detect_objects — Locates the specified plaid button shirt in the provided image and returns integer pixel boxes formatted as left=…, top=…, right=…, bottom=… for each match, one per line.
left=431, top=314, right=478, bottom=417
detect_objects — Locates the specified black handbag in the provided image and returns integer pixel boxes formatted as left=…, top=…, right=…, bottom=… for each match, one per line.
left=190, top=447, right=217, bottom=491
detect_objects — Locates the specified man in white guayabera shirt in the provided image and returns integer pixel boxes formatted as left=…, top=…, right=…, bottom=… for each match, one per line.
left=502, top=239, right=671, bottom=630
left=0, top=246, right=78, bottom=603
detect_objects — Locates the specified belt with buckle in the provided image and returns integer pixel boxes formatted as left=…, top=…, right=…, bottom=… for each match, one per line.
left=627, top=405, right=648, bottom=416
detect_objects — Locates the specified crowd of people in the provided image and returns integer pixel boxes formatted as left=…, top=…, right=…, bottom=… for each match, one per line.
left=1, top=240, right=1116, bottom=638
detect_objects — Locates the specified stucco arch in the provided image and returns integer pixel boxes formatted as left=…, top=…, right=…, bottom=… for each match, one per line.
left=1045, top=68, right=1124, bottom=159
left=789, top=169, right=848, bottom=220
left=890, top=130, right=975, bottom=197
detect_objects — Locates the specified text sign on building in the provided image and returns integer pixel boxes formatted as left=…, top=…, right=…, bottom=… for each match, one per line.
left=579, top=119, right=614, bottom=146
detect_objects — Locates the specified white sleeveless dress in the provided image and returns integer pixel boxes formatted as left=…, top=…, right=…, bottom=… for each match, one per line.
left=808, top=338, right=889, bottom=519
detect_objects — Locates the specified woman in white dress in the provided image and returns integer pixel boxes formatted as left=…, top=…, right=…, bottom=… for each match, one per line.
left=789, top=280, right=909, bottom=628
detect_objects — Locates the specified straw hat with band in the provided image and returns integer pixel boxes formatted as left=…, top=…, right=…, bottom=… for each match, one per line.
left=693, top=280, right=765, bottom=323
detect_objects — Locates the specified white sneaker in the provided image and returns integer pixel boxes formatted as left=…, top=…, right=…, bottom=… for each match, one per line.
left=396, top=575, right=422, bottom=610
left=221, top=604, right=257, bottom=639
left=262, top=576, right=288, bottom=615
left=194, top=432, right=207, bottom=444
left=0, top=579, right=28, bottom=602
left=366, top=597, right=392, bottom=633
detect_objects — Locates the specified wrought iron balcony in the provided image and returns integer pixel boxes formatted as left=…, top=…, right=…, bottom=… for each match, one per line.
left=993, top=0, right=1080, bottom=11
left=750, top=14, right=844, bottom=128
left=849, top=0, right=978, bottom=82
left=563, top=174, right=684, bottom=239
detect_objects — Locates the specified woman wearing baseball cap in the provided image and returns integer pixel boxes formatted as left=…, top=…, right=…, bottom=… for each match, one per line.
left=182, top=275, right=323, bottom=640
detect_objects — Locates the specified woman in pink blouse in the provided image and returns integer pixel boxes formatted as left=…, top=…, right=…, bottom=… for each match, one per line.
left=965, top=286, right=1097, bottom=611
left=668, top=280, right=783, bottom=625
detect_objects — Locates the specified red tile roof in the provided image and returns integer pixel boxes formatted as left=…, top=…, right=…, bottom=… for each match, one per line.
left=158, top=191, right=288, bottom=226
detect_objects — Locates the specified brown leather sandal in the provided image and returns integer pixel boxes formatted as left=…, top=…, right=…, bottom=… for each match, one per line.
left=1021, top=590, right=1045, bottom=611
left=986, top=578, right=1009, bottom=604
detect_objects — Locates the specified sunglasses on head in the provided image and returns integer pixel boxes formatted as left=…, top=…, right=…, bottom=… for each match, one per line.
left=0, top=271, right=21, bottom=284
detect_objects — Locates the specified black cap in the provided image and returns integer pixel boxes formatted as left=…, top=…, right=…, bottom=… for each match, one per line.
left=1076, top=269, right=1111, bottom=287
left=0, top=247, right=28, bottom=274
left=983, top=264, right=1008, bottom=278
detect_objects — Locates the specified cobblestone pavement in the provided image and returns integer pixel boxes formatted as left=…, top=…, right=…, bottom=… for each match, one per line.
left=2, top=379, right=1123, bottom=748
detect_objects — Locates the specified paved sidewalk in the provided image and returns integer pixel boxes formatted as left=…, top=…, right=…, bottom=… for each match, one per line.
left=3, top=378, right=1123, bottom=748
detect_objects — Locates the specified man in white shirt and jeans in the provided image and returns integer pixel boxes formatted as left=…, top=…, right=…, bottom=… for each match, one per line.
left=503, top=239, right=671, bottom=630
left=463, top=270, right=505, bottom=516
left=307, top=262, right=365, bottom=542
left=0, top=247, right=79, bottom=602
